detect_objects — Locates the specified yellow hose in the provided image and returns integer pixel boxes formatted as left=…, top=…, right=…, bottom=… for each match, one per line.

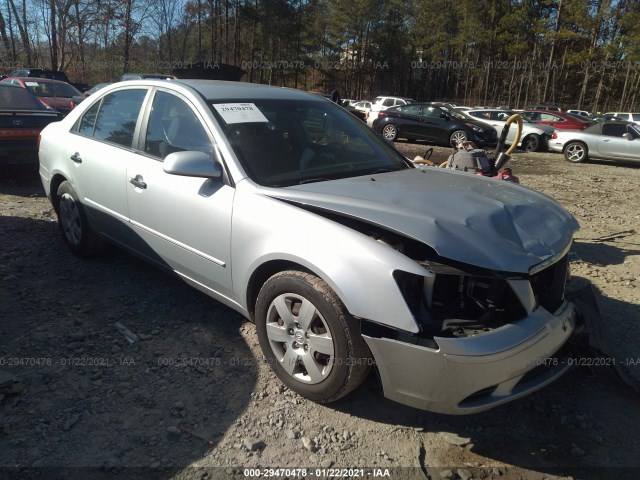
left=504, top=114, right=523, bottom=155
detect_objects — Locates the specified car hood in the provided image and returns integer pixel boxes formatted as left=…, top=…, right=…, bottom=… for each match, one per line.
left=264, top=168, right=579, bottom=273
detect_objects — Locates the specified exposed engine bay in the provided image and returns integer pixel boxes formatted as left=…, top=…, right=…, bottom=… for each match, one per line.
left=374, top=228, right=562, bottom=342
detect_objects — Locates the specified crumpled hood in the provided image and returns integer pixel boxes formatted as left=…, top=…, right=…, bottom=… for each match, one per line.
left=263, top=168, right=579, bottom=273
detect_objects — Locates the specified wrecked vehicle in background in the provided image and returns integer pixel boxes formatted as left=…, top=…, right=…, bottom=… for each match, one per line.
left=38, top=80, right=580, bottom=414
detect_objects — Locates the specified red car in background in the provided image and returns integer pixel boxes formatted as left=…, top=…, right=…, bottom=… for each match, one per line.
left=0, top=83, right=62, bottom=166
left=520, top=110, right=593, bottom=130
left=1, top=77, right=83, bottom=115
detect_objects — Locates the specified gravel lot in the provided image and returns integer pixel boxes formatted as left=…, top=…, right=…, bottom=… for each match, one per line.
left=1, top=145, right=639, bottom=480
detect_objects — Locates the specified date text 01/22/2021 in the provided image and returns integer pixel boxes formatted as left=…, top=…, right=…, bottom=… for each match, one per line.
left=535, top=356, right=640, bottom=367
left=243, top=468, right=391, bottom=478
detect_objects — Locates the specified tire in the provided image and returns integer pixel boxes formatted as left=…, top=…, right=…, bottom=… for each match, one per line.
left=56, top=181, right=106, bottom=257
left=564, top=141, right=588, bottom=163
left=522, top=134, right=540, bottom=152
left=382, top=124, right=398, bottom=141
left=449, top=130, right=467, bottom=146
left=255, top=270, right=371, bottom=403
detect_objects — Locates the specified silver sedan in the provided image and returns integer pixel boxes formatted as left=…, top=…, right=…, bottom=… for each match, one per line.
left=39, top=80, right=580, bottom=414
left=549, top=121, right=640, bottom=163
left=465, top=109, right=554, bottom=151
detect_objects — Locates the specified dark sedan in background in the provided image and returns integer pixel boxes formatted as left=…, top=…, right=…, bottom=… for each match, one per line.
left=0, top=83, right=62, bottom=166
left=372, top=103, right=498, bottom=147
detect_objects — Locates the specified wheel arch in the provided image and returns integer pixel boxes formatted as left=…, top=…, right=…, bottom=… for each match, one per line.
left=245, top=259, right=316, bottom=323
left=49, top=173, right=69, bottom=213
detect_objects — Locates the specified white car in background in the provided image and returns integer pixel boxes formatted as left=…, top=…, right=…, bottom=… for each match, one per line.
left=367, top=96, right=415, bottom=126
left=566, top=109, right=594, bottom=119
left=466, top=109, right=554, bottom=151
left=603, top=112, right=640, bottom=125
left=353, top=101, right=372, bottom=117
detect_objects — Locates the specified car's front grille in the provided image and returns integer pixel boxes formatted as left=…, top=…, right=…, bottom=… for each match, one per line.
left=529, top=254, right=569, bottom=313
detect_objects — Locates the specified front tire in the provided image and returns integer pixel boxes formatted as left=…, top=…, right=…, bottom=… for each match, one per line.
left=564, top=141, right=588, bottom=163
left=449, top=130, right=467, bottom=146
left=382, top=124, right=398, bottom=141
left=255, top=271, right=371, bottom=403
left=56, top=181, right=106, bottom=256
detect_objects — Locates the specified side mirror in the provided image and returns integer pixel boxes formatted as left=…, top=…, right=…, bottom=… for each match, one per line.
left=440, top=112, right=449, bottom=119
left=622, top=133, right=633, bottom=140
left=164, top=150, right=223, bottom=178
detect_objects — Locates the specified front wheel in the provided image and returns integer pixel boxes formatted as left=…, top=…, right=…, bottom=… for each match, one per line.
left=449, top=130, right=467, bottom=146
left=564, top=142, right=588, bottom=163
left=255, top=271, right=371, bottom=403
left=382, top=124, right=398, bottom=141
left=522, top=134, right=540, bottom=152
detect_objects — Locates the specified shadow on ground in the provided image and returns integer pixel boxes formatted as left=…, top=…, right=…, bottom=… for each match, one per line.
left=0, top=214, right=257, bottom=480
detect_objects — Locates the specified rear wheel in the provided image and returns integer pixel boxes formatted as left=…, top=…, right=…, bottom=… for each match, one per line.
left=56, top=181, right=106, bottom=256
left=255, top=271, right=371, bottom=403
left=382, top=124, right=398, bottom=141
left=564, top=141, right=588, bottom=163
left=522, top=134, right=540, bottom=152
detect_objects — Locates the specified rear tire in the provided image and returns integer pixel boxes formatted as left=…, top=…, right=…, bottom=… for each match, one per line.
left=522, top=134, right=541, bottom=152
left=564, top=141, right=588, bottom=163
left=255, top=270, right=371, bottom=403
left=56, top=181, right=106, bottom=257
left=382, top=124, right=398, bottom=141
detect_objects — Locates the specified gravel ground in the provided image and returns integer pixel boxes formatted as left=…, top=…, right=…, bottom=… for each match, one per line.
left=1, top=146, right=639, bottom=480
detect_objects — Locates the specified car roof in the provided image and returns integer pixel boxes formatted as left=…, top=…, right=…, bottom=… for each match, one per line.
left=9, top=76, right=70, bottom=85
left=112, top=79, right=322, bottom=102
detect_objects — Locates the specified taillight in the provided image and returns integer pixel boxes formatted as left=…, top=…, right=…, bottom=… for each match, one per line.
left=551, top=132, right=558, bottom=139
left=37, top=133, right=42, bottom=150
left=70, top=100, right=75, bottom=110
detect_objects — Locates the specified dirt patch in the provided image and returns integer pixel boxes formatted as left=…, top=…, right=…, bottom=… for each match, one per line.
left=1, top=152, right=639, bottom=480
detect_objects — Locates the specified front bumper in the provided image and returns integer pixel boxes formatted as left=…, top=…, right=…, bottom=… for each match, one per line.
left=363, top=301, right=577, bottom=414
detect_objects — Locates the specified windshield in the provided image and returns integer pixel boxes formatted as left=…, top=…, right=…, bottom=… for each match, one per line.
left=210, top=99, right=411, bottom=187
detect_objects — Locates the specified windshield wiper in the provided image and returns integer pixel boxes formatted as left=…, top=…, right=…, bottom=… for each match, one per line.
left=299, top=177, right=332, bottom=184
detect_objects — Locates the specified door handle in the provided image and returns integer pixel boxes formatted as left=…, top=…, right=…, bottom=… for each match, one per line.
left=129, top=175, right=147, bottom=189
left=70, top=152, right=82, bottom=163
left=603, top=139, right=611, bottom=142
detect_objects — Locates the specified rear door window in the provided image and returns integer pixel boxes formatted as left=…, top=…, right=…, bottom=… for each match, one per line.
left=92, top=89, right=147, bottom=147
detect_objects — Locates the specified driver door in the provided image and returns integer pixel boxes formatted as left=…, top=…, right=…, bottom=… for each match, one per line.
left=126, top=89, right=235, bottom=299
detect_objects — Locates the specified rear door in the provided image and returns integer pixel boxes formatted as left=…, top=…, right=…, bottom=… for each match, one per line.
left=67, top=88, right=149, bottom=240
left=125, top=89, right=235, bottom=298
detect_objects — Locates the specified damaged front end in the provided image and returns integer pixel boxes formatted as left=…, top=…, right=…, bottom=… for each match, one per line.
left=362, top=232, right=579, bottom=414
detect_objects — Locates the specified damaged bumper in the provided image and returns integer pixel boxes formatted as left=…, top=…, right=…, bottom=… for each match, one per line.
left=363, top=301, right=577, bottom=415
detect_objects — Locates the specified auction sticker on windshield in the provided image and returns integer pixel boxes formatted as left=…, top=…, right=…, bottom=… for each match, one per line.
left=213, top=103, right=269, bottom=124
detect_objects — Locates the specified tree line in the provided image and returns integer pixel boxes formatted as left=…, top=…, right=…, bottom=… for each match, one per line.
left=1, top=0, right=639, bottom=111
